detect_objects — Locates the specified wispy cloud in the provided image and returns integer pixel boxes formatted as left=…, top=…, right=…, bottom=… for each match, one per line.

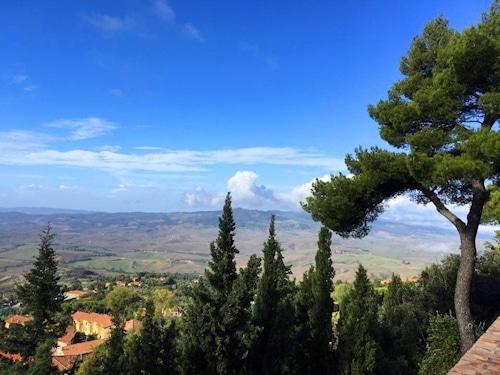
left=110, top=88, right=123, bottom=97
left=152, top=0, right=175, bottom=22
left=9, top=74, right=28, bottom=84
left=96, top=145, right=122, bottom=152
left=86, top=13, right=134, bottom=33
left=239, top=41, right=278, bottom=69
left=24, top=85, right=38, bottom=92
left=0, top=134, right=344, bottom=174
left=182, top=23, right=203, bottom=42
left=44, top=117, right=118, bottom=141
left=0, top=130, right=52, bottom=151
left=134, top=146, right=164, bottom=150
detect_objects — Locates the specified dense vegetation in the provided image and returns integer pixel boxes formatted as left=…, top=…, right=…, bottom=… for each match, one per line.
left=2, top=2, right=500, bottom=373
left=303, top=0, right=500, bottom=353
left=1, top=194, right=500, bottom=374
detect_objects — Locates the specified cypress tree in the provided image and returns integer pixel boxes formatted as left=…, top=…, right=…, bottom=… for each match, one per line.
left=338, top=264, right=381, bottom=375
left=308, top=226, right=335, bottom=372
left=180, top=193, right=261, bottom=374
left=251, top=215, right=295, bottom=374
left=294, top=227, right=335, bottom=373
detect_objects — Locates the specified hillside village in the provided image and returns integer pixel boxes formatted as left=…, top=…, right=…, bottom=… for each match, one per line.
left=2, top=1, right=500, bottom=373
left=1, top=283, right=186, bottom=372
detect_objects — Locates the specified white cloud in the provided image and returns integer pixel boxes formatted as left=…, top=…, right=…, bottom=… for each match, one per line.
left=182, top=23, right=203, bottom=42
left=277, top=174, right=331, bottom=209
left=239, top=41, right=278, bottom=69
left=44, top=117, right=117, bottom=141
left=184, top=171, right=331, bottom=210
left=9, top=75, right=28, bottom=84
left=383, top=195, right=500, bottom=237
left=153, top=0, right=175, bottom=22
left=0, top=130, right=51, bottom=151
left=24, top=85, right=38, bottom=92
left=96, top=145, right=122, bottom=152
left=110, top=88, right=123, bottom=97
left=19, top=184, right=46, bottom=190
left=185, top=187, right=225, bottom=208
left=110, top=184, right=128, bottom=196
left=86, top=14, right=134, bottom=33
left=0, top=129, right=345, bottom=174
left=135, top=146, right=164, bottom=150
left=227, top=171, right=277, bottom=208
left=59, top=184, right=82, bottom=191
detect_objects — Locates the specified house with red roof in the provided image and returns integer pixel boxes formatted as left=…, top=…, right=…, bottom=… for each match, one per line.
left=72, top=311, right=113, bottom=339
left=4, top=314, right=32, bottom=328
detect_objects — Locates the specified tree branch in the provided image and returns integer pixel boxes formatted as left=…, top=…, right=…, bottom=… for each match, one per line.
left=419, top=185, right=466, bottom=232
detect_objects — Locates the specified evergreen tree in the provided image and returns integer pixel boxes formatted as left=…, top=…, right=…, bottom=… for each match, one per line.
left=251, top=215, right=295, bottom=374
left=180, top=193, right=261, bottom=375
left=337, top=264, right=381, bottom=375
left=294, top=267, right=314, bottom=374
left=14, top=224, right=67, bottom=361
left=418, top=313, right=461, bottom=375
left=294, top=227, right=335, bottom=373
left=303, top=1, right=500, bottom=351
left=26, top=339, right=60, bottom=375
left=308, top=226, right=335, bottom=372
left=124, top=299, right=177, bottom=374
left=379, top=275, right=425, bottom=375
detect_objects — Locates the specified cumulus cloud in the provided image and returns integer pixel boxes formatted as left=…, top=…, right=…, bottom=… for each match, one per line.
left=185, top=187, right=225, bottom=208
left=227, top=171, right=277, bottom=208
left=184, top=172, right=333, bottom=210
left=44, top=117, right=118, bottom=141
left=182, top=23, right=203, bottom=42
left=277, top=174, right=331, bottom=209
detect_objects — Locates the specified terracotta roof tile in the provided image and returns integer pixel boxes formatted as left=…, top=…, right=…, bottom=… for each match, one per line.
left=58, top=325, right=76, bottom=345
left=0, top=351, right=21, bottom=362
left=448, top=316, right=500, bottom=374
left=52, top=355, right=78, bottom=371
left=72, top=311, right=113, bottom=328
left=58, top=339, right=105, bottom=357
left=5, top=314, right=32, bottom=327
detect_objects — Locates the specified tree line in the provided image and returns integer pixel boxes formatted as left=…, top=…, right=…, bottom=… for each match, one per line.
left=2, top=193, right=500, bottom=374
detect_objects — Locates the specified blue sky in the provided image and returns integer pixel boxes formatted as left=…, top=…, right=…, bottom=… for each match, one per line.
left=0, top=0, right=494, bottom=223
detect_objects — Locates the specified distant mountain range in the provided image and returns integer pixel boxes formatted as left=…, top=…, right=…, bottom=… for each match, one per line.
left=0, top=207, right=493, bottom=285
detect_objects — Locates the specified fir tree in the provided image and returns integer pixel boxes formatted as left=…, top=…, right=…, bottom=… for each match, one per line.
left=14, top=224, right=67, bottom=361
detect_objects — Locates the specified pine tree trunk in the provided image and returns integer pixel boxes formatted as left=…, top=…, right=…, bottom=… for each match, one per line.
left=455, top=230, right=477, bottom=353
